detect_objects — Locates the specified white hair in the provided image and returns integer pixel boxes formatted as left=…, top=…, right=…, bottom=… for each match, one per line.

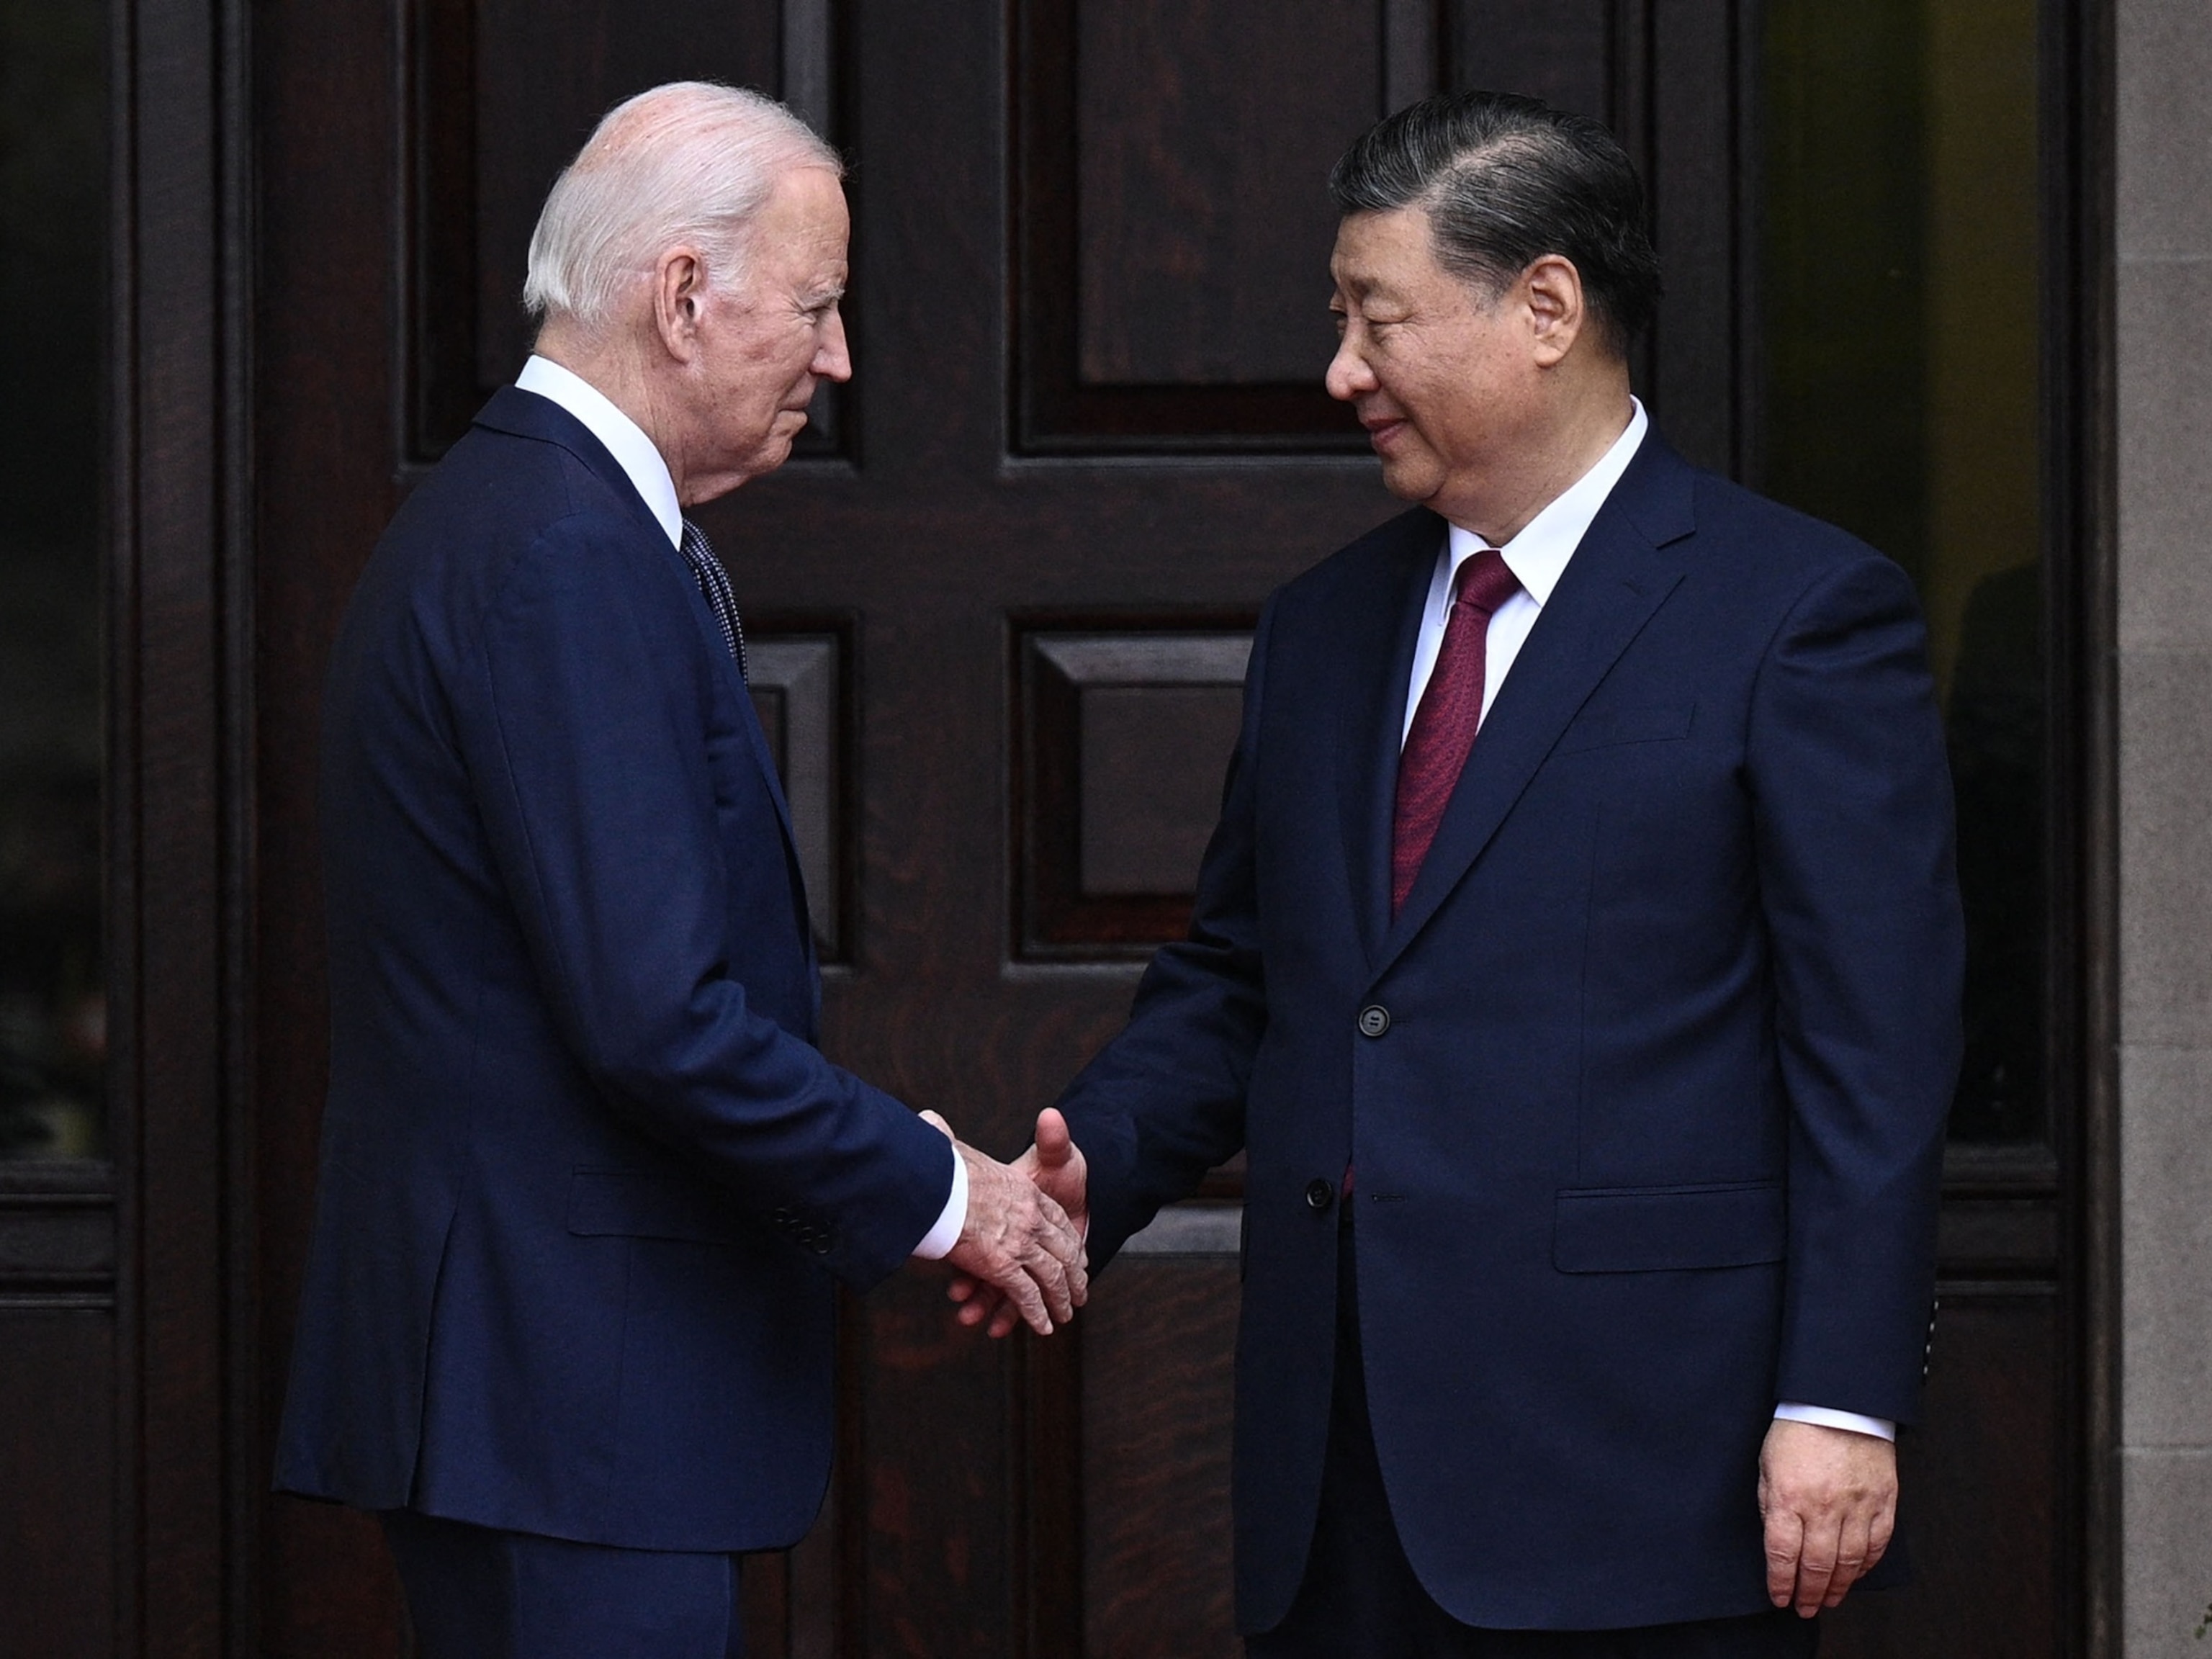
left=522, top=81, right=842, bottom=335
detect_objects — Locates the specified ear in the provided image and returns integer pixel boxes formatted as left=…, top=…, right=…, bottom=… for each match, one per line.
left=652, top=246, right=710, bottom=364
left=1520, top=253, right=1587, bottom=367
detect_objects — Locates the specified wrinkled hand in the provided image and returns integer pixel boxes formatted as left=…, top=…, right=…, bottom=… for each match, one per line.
left=944, top=1108, right=1090, bottom=1339
left=919, top=1111, right=1087, bottom=1337
left=1759, top=1419, right=1897, bottom=1617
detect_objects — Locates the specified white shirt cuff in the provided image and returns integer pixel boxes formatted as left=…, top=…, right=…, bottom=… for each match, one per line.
left=909, top=1141, right=968, bottom=1260
left=1773, top=1401, right=1896, bottom=1442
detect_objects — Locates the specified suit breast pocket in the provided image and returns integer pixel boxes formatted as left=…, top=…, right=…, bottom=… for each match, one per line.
left=1552, top=1179, right=1784, bottom=1272
left=1555, top=703, right=1698, bottom=755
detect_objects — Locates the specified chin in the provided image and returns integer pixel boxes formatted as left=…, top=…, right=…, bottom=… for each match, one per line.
left=1378, top=459, right=1439, bottom=504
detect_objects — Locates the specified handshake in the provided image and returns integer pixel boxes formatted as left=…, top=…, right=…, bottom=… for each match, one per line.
left=917, top=1107, right=1092, bottom=1340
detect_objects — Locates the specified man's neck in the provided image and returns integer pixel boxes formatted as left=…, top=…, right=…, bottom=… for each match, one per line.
left=1446, top=377, right=1635, bottom=547
left=533, top=329, right=689, bottom=497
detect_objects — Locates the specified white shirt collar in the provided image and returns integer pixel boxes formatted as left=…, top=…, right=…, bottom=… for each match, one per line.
left=513, top=354, right=684, bottom=547
left=1445, top=396, right=1650, bottom=603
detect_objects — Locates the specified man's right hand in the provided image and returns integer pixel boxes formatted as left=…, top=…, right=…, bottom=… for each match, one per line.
left=946, top=1108, right=1091, bottom=1339
left=927, top=1120, right=1087, bottom=1337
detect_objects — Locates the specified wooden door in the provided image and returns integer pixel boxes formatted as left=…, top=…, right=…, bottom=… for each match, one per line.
left=233, top=3, right=2087, bottom=1655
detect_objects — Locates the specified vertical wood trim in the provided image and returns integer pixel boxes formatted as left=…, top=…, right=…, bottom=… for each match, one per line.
left=217, top=0, right=260, bottom=1644
left=1731, top=0, right=1765, bottom=487
left=111, top=0, right=253, bottom=1648
left=1382, top=0, right=1441, bottom=112
left=783, top=0, right=835, bottom=135
left=105, top=0, right=145, bottom=1644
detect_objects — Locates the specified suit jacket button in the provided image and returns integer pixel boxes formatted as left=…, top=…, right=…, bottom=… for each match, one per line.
left=1357, top=1004, right=1390, bottom=1038
left=1305, top=1178, right=1336, bottom=1214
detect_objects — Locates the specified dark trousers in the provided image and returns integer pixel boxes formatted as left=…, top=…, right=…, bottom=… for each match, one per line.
left=380, top=1508, right=745, bottom=1659
left=1246, top=1221, right=1820, bottom=1659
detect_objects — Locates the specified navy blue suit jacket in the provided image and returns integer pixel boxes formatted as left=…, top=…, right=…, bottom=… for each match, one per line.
left=1057, top=433, right=1963, bottom=1632
left=275, top=387, right=952, bottom=1550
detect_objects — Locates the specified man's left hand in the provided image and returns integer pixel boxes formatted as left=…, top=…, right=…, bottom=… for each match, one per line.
left=1758, top=1418, right=1897, bottom=1617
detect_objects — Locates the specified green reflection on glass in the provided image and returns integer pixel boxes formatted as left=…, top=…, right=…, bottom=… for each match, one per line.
left=1762, top=0, right=2044, bottom=1142
left=1, top=0, right=107, bottom=1159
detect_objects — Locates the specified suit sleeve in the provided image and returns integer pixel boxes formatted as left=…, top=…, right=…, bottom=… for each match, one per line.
left=1748, top=552, right=1963, bottom=1426
left=1054, top=602, right=1276, bottom=1265
left=462, top=513, right=953, bottom=1289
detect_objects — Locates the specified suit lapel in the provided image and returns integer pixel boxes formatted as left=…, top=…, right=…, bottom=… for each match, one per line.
left=1372, top=439, right=1698, bottom=976
left=1334, top=511, right=1447, bottom=969
left=476, top=387, right=809, bottom=925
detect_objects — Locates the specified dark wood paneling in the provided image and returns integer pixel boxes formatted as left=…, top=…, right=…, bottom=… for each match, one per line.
left=1823, top=1286, right=2061, bottom=1658
left=1075, top=0, right=1378, bottom=387
left=1079, top=685, right=1244, bottom=896
left=114, top=0, right=259, bottom=1647
left=1014, top=0, right=1410, bottom=450
left=1645, top=1, right=1750, bottom=473
left=1014, top=628, right=1253, bottom=956
left=1447, top=0, right=1614, bottom=116
left=253, top=0, right=408, bottom=1645
left=748, top=624, right=855, bottom=961
left=1080, top=1254, right=1241, bottom=1659
left=0, top=1309, right=114, bottom=1658
left=0, top=1162, right=114, bottom=1299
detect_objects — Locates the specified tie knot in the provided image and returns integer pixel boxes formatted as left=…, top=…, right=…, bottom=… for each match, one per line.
left=1452, top=547, right=1519, bottom=619
left=681, top=520, right=713, bottom=559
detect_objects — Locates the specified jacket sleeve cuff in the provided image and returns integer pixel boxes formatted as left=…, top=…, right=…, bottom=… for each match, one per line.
left=908, top=1141, right=966, bottom=1260
left=1773, top=1401, right=1897, bottom=1442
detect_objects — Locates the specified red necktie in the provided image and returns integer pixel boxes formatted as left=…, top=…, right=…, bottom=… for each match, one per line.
left=1391, top=547, right=1521, bottom=914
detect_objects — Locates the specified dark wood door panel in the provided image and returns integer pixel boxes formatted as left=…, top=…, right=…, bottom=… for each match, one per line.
left=1080, top=1251, right=1241, bottom=1659
left=0, top=1308, right=114, bottom=1659
left=1015, top=0, right=1434, bottom=449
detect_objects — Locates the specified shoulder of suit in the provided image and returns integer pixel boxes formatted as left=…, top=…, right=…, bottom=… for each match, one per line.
left=402, top=421, right=658, bottom=555
left=1679, top=465, right=1894, bottom=585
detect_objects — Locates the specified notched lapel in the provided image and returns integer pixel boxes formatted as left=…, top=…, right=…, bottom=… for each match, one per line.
left=1374, top=444, right=1697, bottom=974
left=482, top=388, right=815, bottom=949
left=1334, top=513, right=1446, bottom=967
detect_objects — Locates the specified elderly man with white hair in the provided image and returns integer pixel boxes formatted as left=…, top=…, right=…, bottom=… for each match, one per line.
left=274, top=81, right=1085, bottom=1658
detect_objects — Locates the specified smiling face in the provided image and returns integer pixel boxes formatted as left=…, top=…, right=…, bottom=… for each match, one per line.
left=678, top=165, right=853, bottom=498
left=1326, top=204, right=1552, bottom=529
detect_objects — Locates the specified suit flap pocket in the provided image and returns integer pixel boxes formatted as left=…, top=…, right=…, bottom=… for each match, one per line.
left=1557, top=704, right=1696, bottom=753
left=1553, top=1181, right=1784, bottom=1272
left=567, top=1169, right=744, bottom=1244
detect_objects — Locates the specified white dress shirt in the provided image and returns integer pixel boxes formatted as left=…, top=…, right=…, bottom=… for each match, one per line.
left=513, top=356, right=968, bottom=1260
left=1398, top=395, right=1892, bottom=1444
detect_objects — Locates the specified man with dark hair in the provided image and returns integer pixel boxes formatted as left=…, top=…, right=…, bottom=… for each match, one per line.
left=965, top=90, right=1959, bottom=1656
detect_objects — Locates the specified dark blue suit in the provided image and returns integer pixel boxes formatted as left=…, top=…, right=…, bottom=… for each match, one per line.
left=276, top=388, right=951, bottom=1565
left=1057, top=433, right=1961, bottom=1637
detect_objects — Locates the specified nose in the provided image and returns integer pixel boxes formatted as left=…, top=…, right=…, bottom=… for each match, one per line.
left=814, top=306, right=853, bottom=384
left=1325, top=329, right=1373, bottom=403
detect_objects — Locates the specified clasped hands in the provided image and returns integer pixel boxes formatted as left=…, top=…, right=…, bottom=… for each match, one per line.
left=918, top=1107, right=1091, bottom=1339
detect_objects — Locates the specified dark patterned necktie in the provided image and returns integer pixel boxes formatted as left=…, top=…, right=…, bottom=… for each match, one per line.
left=680, top=519, right=748, bottom=684
left=1390, top=547, right=1520, bottom=914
